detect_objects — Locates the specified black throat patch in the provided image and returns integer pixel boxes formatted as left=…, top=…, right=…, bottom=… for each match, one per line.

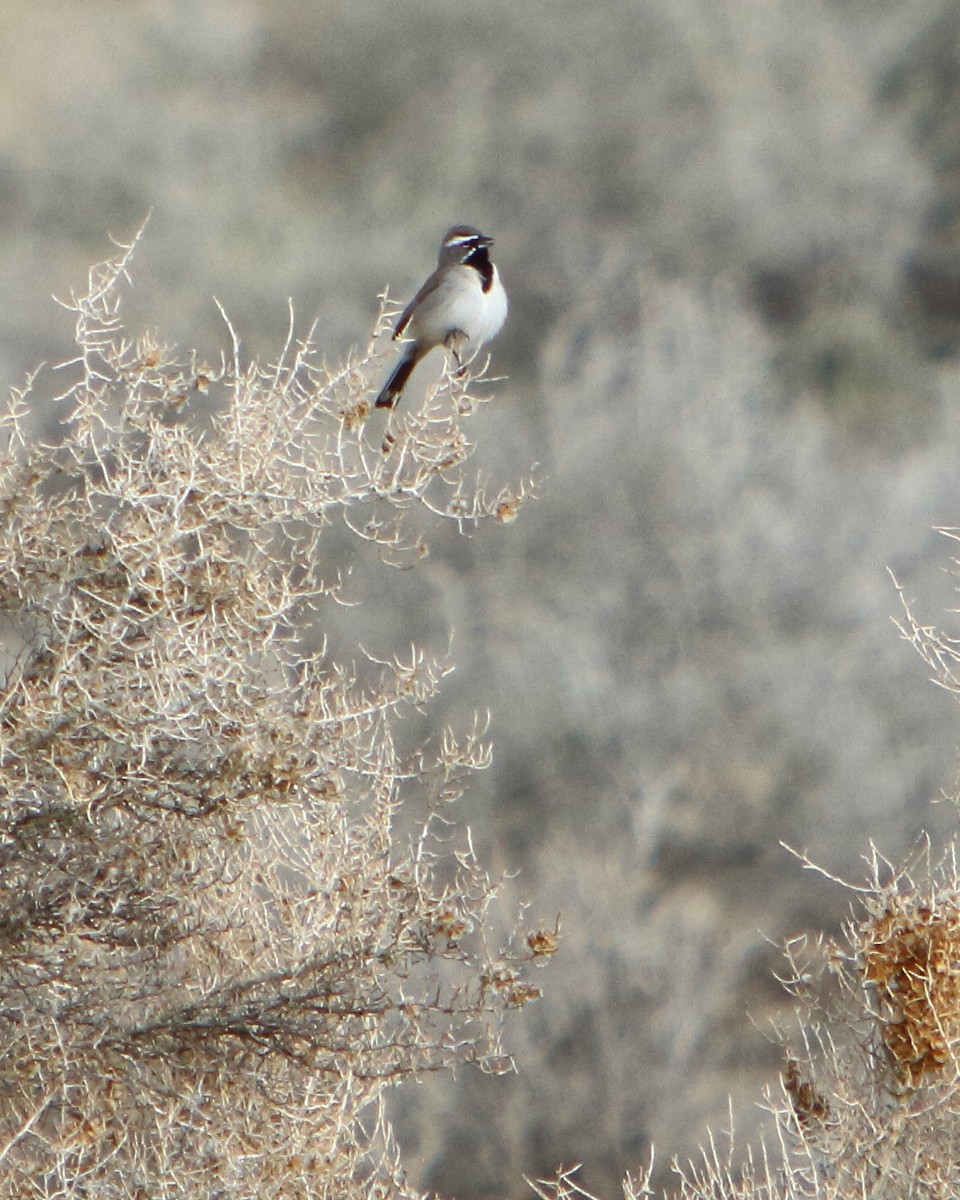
left=465, top=245, right=495, bottom=292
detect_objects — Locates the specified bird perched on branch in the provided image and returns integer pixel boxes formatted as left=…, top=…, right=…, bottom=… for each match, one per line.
left=375, top=225, right=508, bottom=410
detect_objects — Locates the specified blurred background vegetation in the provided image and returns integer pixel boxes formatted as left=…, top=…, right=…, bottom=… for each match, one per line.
left=5, top=0, right=960, bottom=1195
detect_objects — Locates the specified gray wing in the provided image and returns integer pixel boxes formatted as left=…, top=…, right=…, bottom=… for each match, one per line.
left=394, top=269, right=443, bottom=339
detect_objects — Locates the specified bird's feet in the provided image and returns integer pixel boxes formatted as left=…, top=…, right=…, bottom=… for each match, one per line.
left=445, top=328, right=470, bottom=374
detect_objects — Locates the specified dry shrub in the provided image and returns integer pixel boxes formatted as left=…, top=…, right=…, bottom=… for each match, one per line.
left=685, top=842, right=960, bottom=1200
left=526, top=1163, right=655, bottom=1200
left=637, top=537, right=960, bottom=1199
left=546, top=841, right=960, bottom=1200
left=0, top=225, right=543, bottom=1198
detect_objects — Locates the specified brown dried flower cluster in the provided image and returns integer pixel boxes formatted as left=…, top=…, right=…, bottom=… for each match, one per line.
left=862, top=890, right=960, bottom=1086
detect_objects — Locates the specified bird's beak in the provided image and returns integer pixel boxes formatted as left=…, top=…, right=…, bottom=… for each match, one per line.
left=479, top=234, right=494, bottom=248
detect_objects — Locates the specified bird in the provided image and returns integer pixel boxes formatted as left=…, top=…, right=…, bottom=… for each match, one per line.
left=375, top=225, right=508, bottom=409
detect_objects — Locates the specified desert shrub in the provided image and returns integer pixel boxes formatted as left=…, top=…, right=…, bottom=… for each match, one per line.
left=527, top=837, right=960, bottom=1200
left=521, top=551, right=960, bottom=1199
left=0, top=227, right=547, bottom=1199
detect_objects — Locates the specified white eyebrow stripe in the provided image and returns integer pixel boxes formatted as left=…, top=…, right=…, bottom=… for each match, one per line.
left=445, top=234, right=479, bottom=246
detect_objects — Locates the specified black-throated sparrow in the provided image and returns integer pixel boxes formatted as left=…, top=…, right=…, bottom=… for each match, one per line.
left=375, top=225, right=508, bottom=409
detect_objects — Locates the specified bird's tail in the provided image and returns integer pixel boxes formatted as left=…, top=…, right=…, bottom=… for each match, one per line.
left=375, top=349, right=418, bottom=409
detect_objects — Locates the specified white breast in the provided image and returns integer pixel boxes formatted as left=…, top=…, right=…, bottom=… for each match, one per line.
left=409, top=264, right=508, bottom=350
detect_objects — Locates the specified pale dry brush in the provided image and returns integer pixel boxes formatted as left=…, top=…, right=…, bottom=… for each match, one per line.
left=635, top=840, right=960, bottom=1200
left=522, top=541, right=960, bottom=1200
left=523, top=558, right=960, bottom=1200
left=629, top=536, right=960, bottom=1199
left=0, top=226, right=543, bottom=1198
